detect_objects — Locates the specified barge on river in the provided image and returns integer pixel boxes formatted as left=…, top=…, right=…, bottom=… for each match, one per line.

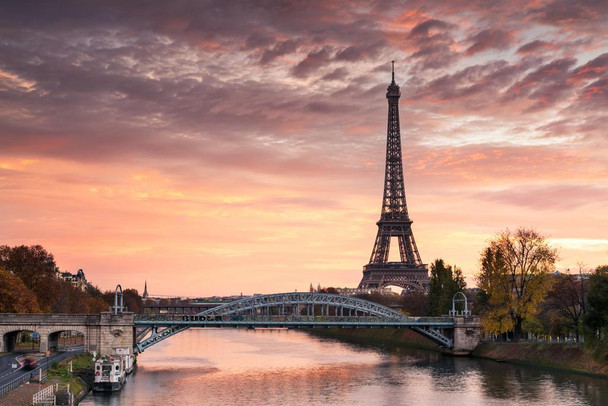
left=93, top=354, right=135, bottom=392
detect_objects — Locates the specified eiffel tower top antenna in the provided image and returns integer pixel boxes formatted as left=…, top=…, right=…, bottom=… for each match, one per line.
left=391, top=61, right=395, bottom=83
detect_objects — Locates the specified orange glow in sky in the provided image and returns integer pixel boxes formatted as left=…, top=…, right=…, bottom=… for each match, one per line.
left=1, top=1, right=607, bottom=296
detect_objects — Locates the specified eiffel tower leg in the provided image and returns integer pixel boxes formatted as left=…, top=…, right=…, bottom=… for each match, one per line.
left=369, top=229, right=390, bottom=264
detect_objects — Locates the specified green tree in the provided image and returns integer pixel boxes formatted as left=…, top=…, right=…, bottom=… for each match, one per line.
left=584, top=265, right=608, bottom=344
left=0, top=267, right=41, bottom=313
left=355, top=292, right=402, bottom=308
left=400, top=291, right=429, bottom=316
left=545, top=267, right=587, bottom=342
left=428, top=259, right=466, bottom=316
left=476, top=228, right=557, bottom=341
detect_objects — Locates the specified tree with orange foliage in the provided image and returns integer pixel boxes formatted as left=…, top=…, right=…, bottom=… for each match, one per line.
left=0, top=245, right=60, bottom=312
left=0, top=267, right=41, bottom=313
left=477, top=228, right=557, bottom=341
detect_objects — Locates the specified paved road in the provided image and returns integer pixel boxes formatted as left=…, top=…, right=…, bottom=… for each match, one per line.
left=0, top=348, right=83, bottom=389
left=0, top=353, right=22, bottom=381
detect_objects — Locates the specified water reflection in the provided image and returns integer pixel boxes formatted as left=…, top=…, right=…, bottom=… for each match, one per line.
left=81, top=329, right=607, bottom=406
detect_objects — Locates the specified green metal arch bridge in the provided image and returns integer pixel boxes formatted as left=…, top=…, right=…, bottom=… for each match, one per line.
left=134, top=293, right=463, bottom=353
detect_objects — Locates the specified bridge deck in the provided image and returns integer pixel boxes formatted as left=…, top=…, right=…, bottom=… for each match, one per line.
left=131, top=293, right=473, bottom=353
left=134, top=315, right=455, bottom=328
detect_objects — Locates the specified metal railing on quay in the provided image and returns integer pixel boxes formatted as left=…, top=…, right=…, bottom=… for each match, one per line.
left=0, top=371, right=31, bottom=397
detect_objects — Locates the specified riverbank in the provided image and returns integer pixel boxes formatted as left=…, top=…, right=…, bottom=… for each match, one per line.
left=309, top=327, right=439, bottom=351
left=472, top=341, right=608, bottom=377
left=308, top=328, right=608, bottom=378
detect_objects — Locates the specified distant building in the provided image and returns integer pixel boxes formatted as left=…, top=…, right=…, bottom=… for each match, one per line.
left=58, top=269, right=87, bottom=290
left=143, top=281, right=149, bottom=299
left=335, top=287, right=393, bottom=296
left=553, top=269, right=591, bottom=281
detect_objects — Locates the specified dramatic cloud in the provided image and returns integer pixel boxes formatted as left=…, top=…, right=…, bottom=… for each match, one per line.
left=0, top=0, right=607, bottom=295
left=292, top=47, right=333, bottom=78
left=526, top=0, right=608, bottom=27
left=466, top=29, right=514, bottom=55
left=260, top=40, right=299, bottom=65
left=406, top=18, right=459, bottom=72
left=516, top=40, right=555, bottom=55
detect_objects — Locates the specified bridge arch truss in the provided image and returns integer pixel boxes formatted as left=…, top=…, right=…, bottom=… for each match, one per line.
left=134, top=293, right=455, bottom=353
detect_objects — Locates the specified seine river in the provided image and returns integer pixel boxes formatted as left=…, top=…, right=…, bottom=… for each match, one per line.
left=81, top=329, right=607, bottom=406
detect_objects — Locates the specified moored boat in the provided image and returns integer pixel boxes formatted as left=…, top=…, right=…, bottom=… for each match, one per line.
left=93, top=356, right=126, bottom=392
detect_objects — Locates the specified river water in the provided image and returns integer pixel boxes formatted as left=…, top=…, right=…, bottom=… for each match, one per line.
left=81, top=329, right=607, bottom=406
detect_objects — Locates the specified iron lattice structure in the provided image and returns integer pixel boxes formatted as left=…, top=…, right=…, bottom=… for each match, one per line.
left=358, top=64, right=429, bottom=292
left=133, top=293, right=455, bottom=353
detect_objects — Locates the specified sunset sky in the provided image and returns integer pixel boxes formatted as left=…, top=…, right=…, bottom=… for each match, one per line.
left=1, top=1, right=607, bottom=297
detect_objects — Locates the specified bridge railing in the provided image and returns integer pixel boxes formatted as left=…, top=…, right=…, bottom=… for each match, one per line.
left=0, top=313, right=100, bottom=324
left=0, top=370, right=32, bottom=397
left=415, top=316, right=454, bottom=324
left=134, top=314, right=455, bottom=325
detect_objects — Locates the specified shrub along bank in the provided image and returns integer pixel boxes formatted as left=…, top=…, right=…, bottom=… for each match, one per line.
left=47, top=353, right=95, bottom=401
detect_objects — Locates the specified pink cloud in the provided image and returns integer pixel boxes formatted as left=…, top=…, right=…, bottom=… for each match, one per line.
left=405, top=18, right=460, bottom=72
left=465, top=28, right=514, bottom=55
left=569, top=53, right=608, bottom=84
left=516, top=40, right=555, bottom=55
left=1, top=0, right=607, bottom=294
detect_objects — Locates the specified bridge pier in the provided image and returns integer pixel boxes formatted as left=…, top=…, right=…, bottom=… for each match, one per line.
left=94, top=312, right=135, bottom=356
left=40, top=334, right=49, bottom=353
left=448, top=315, right=481, bottom=355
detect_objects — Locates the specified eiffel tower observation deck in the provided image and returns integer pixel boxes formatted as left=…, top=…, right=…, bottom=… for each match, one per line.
left=358, top=63, right=429, bottom=292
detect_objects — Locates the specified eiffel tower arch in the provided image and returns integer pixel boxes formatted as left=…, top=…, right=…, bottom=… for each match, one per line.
left=358, top=63, right=429, bottom=292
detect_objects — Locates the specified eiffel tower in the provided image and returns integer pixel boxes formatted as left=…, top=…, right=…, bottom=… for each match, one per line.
left=358, top=62, right=429, bottom=292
